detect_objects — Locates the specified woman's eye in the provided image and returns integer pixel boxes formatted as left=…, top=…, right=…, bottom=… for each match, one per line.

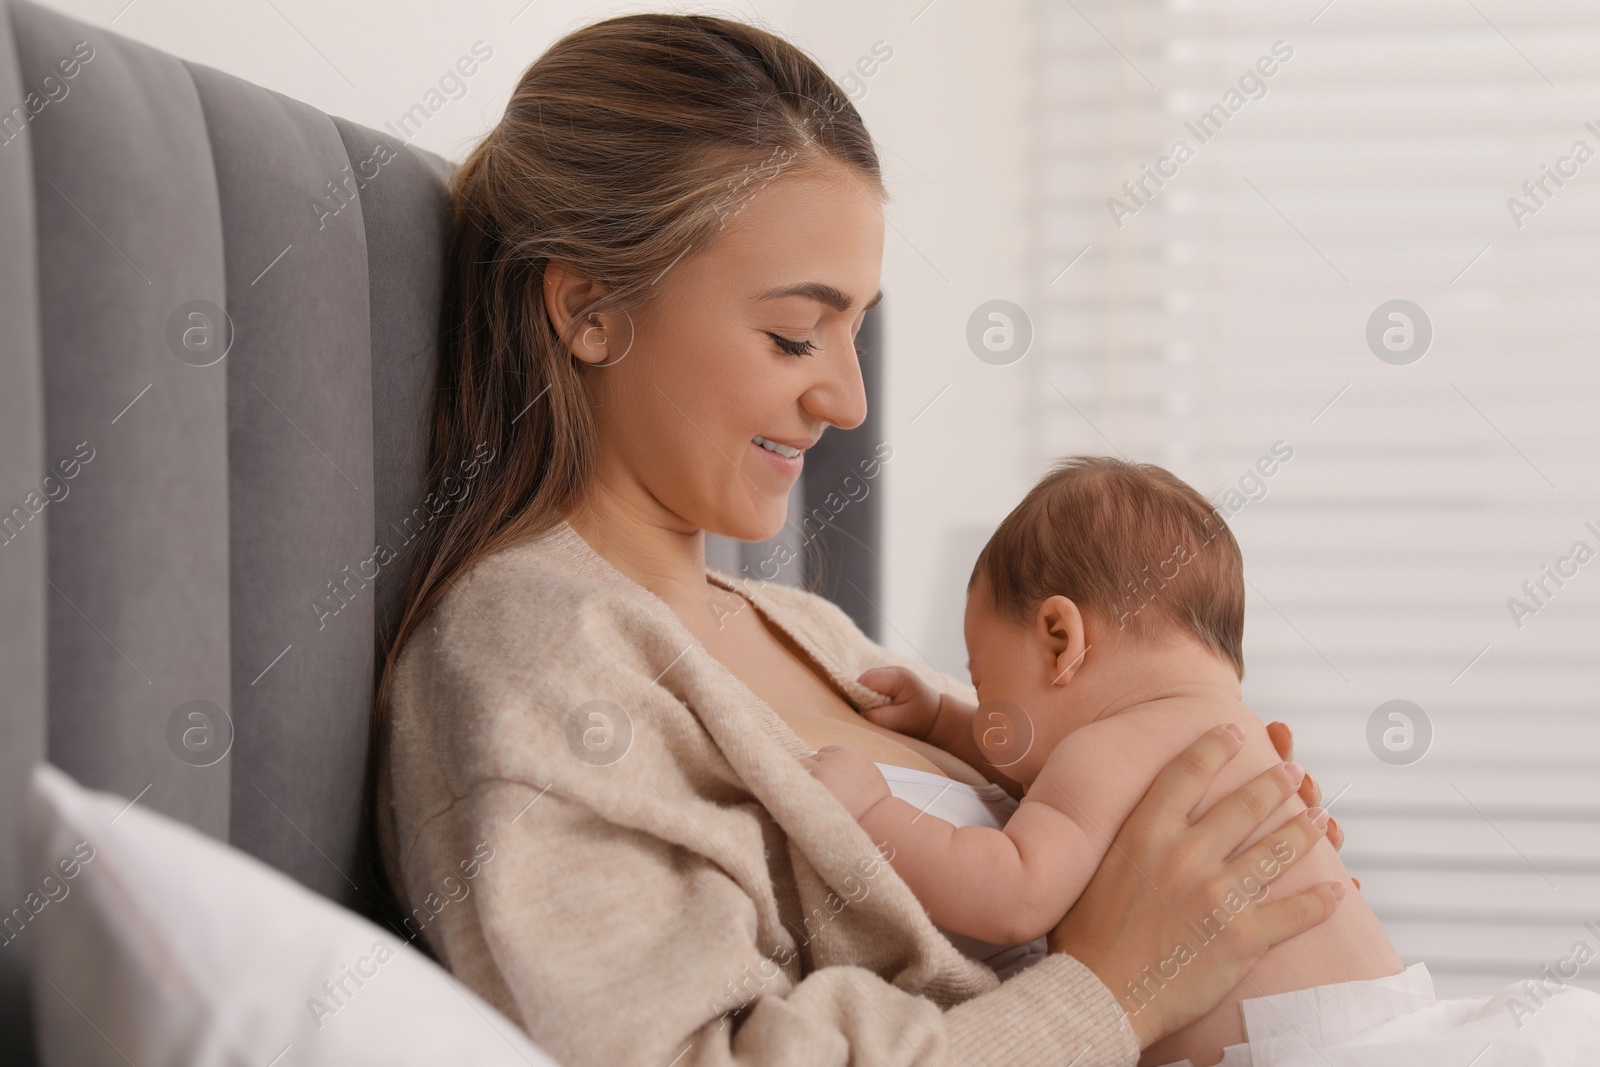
left=768, top=332, right=818, bottom=357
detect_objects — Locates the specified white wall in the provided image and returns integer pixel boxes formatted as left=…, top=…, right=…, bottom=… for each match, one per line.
left=35, top=0, right=1030, bottom=683
left=780, top=0, right=1036, bottom=682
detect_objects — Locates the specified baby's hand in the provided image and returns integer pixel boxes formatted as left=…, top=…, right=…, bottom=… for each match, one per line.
left=800, top=745, right=891, bottom=821
left=858, top=666, right=942, bottom=740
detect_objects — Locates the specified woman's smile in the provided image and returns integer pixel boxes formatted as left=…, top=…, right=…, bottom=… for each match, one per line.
left=751, top=434, right=808, bottom=476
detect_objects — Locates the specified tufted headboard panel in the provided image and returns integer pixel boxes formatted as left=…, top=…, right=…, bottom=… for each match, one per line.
left=0, top=3, right=885, bottom=1060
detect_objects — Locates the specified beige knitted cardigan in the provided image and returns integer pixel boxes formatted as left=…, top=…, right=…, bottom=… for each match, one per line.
left=380, top=518, right=1139, bottom=1067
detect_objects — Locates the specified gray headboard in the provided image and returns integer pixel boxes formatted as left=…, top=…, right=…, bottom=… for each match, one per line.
left=0, top=2, right=886, bottom=1061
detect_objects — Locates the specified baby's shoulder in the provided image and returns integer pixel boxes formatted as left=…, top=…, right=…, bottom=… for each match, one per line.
left=1033, top=699, right=1280, bottom=817
left=1058, top=696, right=1266, bottom=755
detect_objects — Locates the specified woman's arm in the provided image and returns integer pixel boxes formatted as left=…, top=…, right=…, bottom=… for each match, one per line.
left=394, top=580, right=1342, bottom=1066
left=402, top=716, right=1338, bottom=1067
left=388, top=581, right=1143, bottom=1067
left=400, top=768, right=1138, bottom=1067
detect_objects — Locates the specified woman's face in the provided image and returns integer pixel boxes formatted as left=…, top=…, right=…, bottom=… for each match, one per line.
left=556, top=158, right=885, bottom=543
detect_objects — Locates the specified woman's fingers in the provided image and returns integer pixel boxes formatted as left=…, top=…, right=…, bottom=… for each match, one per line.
left=1212, top=809, right=1342, bottom=956
left=1245, top=881, right=1346, bottom=951
left=1265, top=720, right=1323, bottom=808
left=1264, top=719, right=1349, bottom=855
left=1194, top=760, right=1306, bottom=857
left=1265, top=721, right=1293, bottom=761
left=1140, top=724, right=1249, bottom=822
left=1228, top=806, right=1327, bottom=888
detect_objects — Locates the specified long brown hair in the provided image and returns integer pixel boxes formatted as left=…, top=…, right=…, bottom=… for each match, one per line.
left=363, top=13, right=885, bottom=938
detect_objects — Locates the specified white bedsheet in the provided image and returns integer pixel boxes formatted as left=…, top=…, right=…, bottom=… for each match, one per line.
left=1157, top=961, right=1600, bottom=1066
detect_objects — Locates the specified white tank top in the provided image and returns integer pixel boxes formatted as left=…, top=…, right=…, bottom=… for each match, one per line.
left=871, top=761, right=1049, bottom=981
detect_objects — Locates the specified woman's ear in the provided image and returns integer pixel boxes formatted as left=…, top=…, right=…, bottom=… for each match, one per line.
left=1036, top=594, right=1088, bottom=685
left=543, top=261, right=621, bottom=366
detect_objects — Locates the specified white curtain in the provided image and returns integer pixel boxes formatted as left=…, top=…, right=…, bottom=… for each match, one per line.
left=1031, top=0, right=1600, bottom=997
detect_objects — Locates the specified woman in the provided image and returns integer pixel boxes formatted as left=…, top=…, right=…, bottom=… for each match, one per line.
left=369, top=14, right=1346, bottom=1067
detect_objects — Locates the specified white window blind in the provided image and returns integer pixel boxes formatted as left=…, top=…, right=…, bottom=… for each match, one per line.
left=1032, top=0, right=1600, bottom=998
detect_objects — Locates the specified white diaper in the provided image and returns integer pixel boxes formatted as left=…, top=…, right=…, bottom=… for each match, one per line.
left=1157, top=962, right=1600, bottom=1066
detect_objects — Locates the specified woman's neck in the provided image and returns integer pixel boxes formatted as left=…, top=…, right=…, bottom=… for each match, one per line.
left=563, top=484, right=710, bottom=605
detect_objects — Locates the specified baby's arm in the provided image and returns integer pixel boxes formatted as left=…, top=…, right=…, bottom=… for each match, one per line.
left=803, top=744, right=1109, bottom=944
left=861, top=791, right=1101, bottom=944
left=877, top=724, right=1189, bottom=942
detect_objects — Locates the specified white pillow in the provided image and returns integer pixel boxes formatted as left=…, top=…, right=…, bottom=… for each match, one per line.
left=24, top=762, right=562, bottom=1067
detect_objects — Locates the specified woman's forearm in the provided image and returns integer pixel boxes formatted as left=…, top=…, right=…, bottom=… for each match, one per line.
left=406, top=777, right=1138, bottom=1067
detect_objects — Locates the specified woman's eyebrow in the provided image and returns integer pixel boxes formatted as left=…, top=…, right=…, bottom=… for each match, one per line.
left=755, top=282, right=884, bottom=313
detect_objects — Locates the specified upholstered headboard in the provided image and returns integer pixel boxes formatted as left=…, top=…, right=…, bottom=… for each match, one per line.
left=0, top=2, right=449, bottom=1057
left=0, top=2, right=886, bottom=1060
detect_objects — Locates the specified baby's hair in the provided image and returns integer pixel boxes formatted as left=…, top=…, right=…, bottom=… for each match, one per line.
left=968, top=455, right=1246, bottom=679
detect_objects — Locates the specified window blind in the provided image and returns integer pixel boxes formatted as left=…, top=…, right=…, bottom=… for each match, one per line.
left=1031, top=0, right=1600, bottom=998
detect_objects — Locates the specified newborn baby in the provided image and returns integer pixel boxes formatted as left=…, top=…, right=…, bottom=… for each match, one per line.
left=802, top=455, right=1402, bottom=1067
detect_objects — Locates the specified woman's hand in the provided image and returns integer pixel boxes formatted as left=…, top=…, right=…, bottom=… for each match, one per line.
left=1265, top=721, right=1344, bottom=853
left=1046, top=724, right=1346, bottom=1050
left=800, top=745, right=891, bottom=821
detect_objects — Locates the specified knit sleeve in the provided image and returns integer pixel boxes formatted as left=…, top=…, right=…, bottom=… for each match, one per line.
left=406, top=776, right=1139, bottom=1067
left=383, top=567, right=1140, bottom=1067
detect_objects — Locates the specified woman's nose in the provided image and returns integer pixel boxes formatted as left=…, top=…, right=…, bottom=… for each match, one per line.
left=804, top=331, right=869, bottom=431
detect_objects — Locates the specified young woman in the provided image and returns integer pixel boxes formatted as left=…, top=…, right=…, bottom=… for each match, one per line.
left=369, top=15, right=1346, bottom=1067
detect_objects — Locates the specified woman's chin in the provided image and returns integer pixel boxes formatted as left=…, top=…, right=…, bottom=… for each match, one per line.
left=711, top=508, right=790, bottom=547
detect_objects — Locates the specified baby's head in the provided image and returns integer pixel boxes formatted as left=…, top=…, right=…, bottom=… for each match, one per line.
left=963, top=456, right=1245, bottom=765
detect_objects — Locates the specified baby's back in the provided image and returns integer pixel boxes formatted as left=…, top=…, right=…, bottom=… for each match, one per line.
left=1041, top=699, right=1402, bottom=1067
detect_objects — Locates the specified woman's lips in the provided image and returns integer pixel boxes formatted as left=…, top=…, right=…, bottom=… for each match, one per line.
left=750, top=438, right=803, bottom=474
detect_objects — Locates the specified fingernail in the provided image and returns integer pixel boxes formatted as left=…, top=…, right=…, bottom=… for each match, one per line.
left=1223, top=723, right=1246, bottom=741
left=1330, top=880, right=1347, bottom=901
left=1286, top=762, right=1306, bottom=787
left=1307, top=805, right=1328, bottom=830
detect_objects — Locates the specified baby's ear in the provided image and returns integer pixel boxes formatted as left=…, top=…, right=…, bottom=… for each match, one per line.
left=1036, top=595, right=1088, bottom=685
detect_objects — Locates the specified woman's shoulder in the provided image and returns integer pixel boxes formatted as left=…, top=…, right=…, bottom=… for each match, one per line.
left=385, top=523, right=723, bottom=820
left=417, top=521, right=657, bottom=642
left=391, top=523, right=679, bottom=722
